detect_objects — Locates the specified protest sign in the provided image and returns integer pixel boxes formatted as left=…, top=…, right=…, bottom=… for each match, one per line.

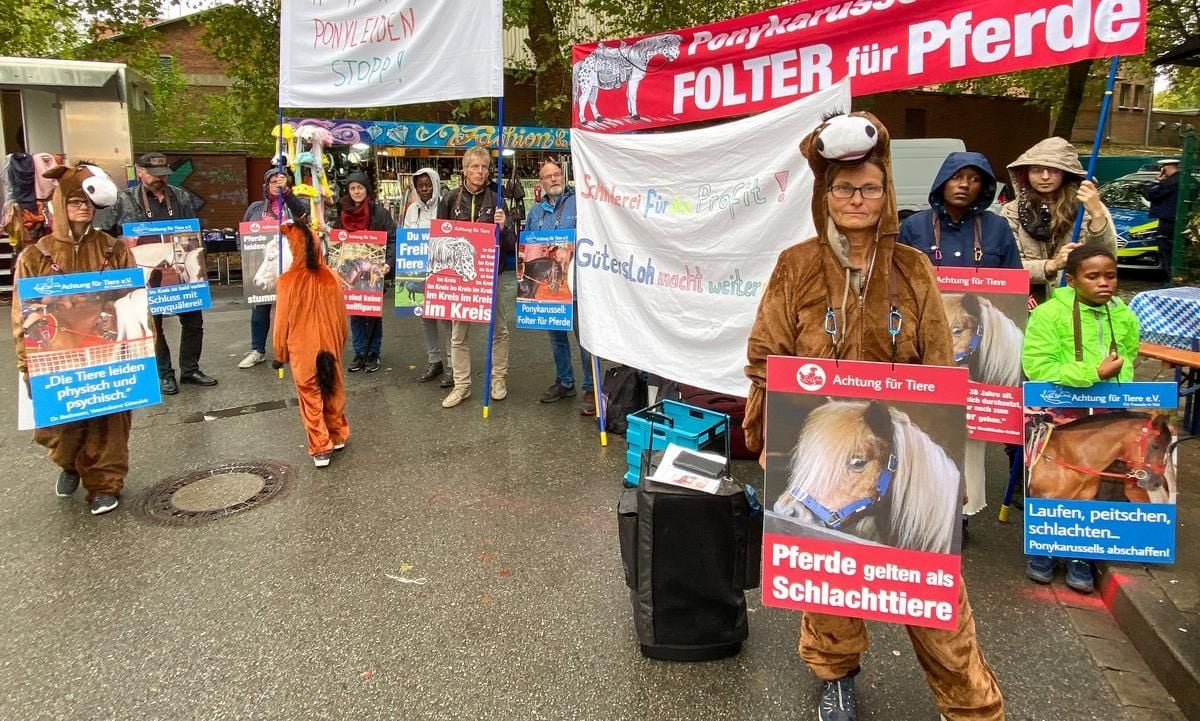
left=1023, top=382, right=1178, bottom=563
left=934, top=267, right=1029, bottom=443
left=239, top=221, right=289, bottom=306
left=573, top=82, right=848, bottom=396
left=16, top=269, right=161, bottom=428
left=327, top=228, right=388, bottom=317
left=395, top=228, right=429, bottom=317
left=279, top=0, right=503, bottom=108
left=762, top=356, right=968, bottom=630
left=572, top=0, right=1145, bottom=131
left=516, top=230, right=575, bottom=331
left=122, top=219, right=211, bottom=315
left=422, top=220, right=497, bottom=324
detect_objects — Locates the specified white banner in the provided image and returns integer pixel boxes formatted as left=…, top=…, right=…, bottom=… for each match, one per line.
left=573, top=81, right=850, bottom=397
left=279, top=0, right=503, bottom=108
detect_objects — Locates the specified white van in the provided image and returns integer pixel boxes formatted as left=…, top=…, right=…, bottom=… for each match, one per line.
left=891, top=138, right=969, bottom=219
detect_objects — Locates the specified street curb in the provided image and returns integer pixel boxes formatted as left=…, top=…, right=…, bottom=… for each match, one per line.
left=1097, top=562, right=1200, bottom=721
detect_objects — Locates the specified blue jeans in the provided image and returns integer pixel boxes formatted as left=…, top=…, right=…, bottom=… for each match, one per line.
left=350, top=316, right=383, bottom=357
left=550, top=328, right=593, bottom=392
left=250, top=304, right=272, bottom=353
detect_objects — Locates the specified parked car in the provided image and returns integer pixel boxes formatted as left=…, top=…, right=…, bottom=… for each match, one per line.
left=1099, top=171, right=1161, bottom=271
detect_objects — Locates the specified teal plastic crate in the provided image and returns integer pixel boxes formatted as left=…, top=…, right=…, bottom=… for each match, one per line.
left=623, top=399, right=729, bottom=487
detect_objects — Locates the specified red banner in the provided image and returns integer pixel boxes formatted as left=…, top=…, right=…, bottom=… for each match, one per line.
left=572, top=0, right=1145, bottom=131
left=422, top=220, right=497, bottom=324
left=934, top=267, right=1029, bottom=443
left=329, top=228, right=387, bottom=317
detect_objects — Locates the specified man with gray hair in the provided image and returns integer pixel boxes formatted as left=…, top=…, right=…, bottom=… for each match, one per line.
left=435, top=147, right=517, bottom=408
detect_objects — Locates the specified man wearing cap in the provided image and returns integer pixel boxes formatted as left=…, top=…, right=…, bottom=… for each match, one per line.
left=96, top=152, right=217, bottom=395
left=1143, top=159, right=1181, bottom=277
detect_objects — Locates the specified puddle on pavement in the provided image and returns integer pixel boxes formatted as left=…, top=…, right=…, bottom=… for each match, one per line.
left=180, top=398, right=298, bottom=423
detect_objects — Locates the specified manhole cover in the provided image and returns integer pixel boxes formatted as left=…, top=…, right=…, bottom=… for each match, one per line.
left=139, top=461, right=291, bottom=525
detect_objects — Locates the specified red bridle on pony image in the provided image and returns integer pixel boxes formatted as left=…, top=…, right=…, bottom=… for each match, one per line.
left=1026, top=411, right=1177, bottom=505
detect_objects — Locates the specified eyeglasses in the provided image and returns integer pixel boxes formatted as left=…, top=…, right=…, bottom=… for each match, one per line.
left=829, top=184, right=885, bottom=200
left=539, top=171, right=563, bottom=181
left=66, top=199, right=92, bottom=209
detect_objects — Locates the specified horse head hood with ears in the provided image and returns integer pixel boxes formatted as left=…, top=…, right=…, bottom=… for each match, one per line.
left=799, top=111, right=900, bottom=246
left=281, top=219, right=326, bottom=273
left=42, top=163, right=119, bottom=241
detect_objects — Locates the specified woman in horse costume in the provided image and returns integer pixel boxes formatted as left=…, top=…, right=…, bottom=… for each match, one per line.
left=11, top=162, right=135, bottom=515
left=272, top=220, right=350, bottom=468
left=1022, top=244, right=1139, bottom=593
left=744, top=113, right=1004, bottom=721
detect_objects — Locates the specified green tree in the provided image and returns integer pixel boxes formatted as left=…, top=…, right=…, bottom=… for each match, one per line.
left=0, top=0, right=79, bottom=57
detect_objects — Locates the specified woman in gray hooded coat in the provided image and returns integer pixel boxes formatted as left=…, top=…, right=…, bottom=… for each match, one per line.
left=403, top=168, right=451, bottom=386
left=1002, top=137, right=1116, bottom=300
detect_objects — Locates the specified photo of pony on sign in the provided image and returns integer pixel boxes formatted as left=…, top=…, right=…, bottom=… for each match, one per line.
left=240, top=221, right=289, bottom=306
left=763, top=356, right=969, bottom=630
left=422, top=220, right=496, bottom=324
left=936, top=267, right=1029, bottom=443
left=516, top=230, right=575, bottom=331
left=327, top=229, right=387, bottom=317
left=572, top=0, right=1145, bottom=131
left=122, top=219, right=212, bottom=315
left=1023, top=382, right=1178, bottom=563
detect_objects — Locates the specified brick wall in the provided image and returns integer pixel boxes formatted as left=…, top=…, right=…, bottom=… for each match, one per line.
left=161, top=152, right=249, bottom=229
left=856, top=91, right=1051, bottom=181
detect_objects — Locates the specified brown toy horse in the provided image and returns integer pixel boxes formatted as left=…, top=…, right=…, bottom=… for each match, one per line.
left=1027, top=411, right=1176, bottom=504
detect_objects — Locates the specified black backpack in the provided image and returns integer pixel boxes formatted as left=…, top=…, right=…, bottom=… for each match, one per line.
left=602, top=365, right=647, bottom=435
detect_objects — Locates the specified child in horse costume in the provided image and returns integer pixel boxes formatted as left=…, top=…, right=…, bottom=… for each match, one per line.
left=1021, top=244, right=1139, bottom=593
left=272, top=221, right=350, bottom=467
left=10, top=162, right=135, bottom=515
left=744, top=112, right=1004, bottom=721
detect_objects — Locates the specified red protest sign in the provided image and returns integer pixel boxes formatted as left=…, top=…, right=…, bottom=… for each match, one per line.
left=763, top=356, right=969, bottom=629
left=935, top=267, right=1029, bottom=443
left=329, top=228, right=388, bottom=317
left=422, top=220, right=497, bottom=324
left=572, top=0, right=1144, bottom=131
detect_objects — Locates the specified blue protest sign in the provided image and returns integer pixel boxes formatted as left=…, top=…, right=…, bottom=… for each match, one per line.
left=17, top=268, right=161, bottom=428
left=516, top=230, right=575, bottom=331
left=121, top=219, right=212, bottom=315
left=1022, top=381, right=1178, bottom=563
left=394, top=228, right=428, bottom=318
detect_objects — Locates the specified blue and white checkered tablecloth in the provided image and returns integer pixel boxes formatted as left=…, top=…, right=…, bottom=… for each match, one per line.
left=1129, top=287, right=1200, bottom=351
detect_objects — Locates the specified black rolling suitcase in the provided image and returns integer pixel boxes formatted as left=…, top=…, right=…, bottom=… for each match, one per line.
left=617, top=454, right=763, bottom=661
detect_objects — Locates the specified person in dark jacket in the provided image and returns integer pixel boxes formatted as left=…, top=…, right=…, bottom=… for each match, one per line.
left=94, top=152, right=215, bottom=396
left=331, top=171, right=396, bottom=373
left=1142, top=158, right=1180, bottom=277
left=239, top=168, right=310, bottom=369
left=899, top=151, right=1022, bottom=544
left=899, top=152, right=1020, bottom=269
left=435, top=147, right=517, bottom=408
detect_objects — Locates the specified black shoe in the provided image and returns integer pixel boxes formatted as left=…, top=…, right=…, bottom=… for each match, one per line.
left=348, top=355, right=365, bottom=373
left=180, top=370, right=218, bottom=387
left=439, top=371, right=454, bottom=388
left=56, top=470, right=80, bottom=497
left=161, top=375, right=179, bottom=395
left=819, top=677, right=858, bottom=721
left=419, top=361, right=444, bottom=383
left=90, top=495, right=119, bottom=515
left=365, top=354, right=382, bottom=373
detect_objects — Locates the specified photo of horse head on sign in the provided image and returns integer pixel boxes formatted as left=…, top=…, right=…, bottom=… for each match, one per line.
left=941, top=292, right=1024, bottom=386
left=769, top=398, right=963, bottom=555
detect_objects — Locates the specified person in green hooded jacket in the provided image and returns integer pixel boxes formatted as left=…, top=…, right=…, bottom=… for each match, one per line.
left=1021, top=244, right=1140, bottom=593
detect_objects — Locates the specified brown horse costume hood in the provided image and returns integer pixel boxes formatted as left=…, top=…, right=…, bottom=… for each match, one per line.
left=742, top=112, right=954, bottom=453
left=42, top=163, right=119, bottom=243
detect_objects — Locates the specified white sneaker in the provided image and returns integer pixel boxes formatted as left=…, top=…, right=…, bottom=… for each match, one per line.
left=313, top=453, right=332, bottom=468
left=442, top=386, right=471, bottom=408
left=239, top=350, right=267, bottom=369
left=491, top=378, right=508, bottom=401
